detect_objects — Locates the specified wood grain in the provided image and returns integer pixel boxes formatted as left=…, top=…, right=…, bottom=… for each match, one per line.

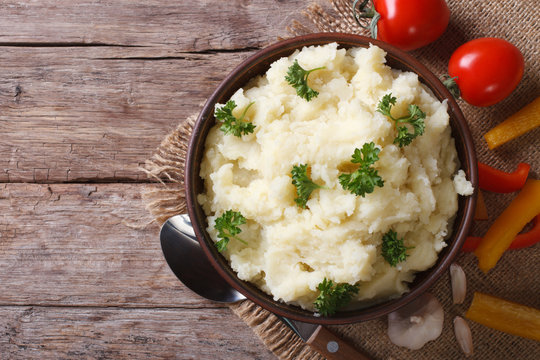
left=0, top=48, right=249, bottom=183
left=1, top=306, right=275, bottom=360
left=0, top=1, right=315, bottom=358
left=0, top=0, right=301, bottom=50
left=0, top=0, right=306, bottom=183
left=307, top=325, right=372, bottom=360
left=0, top=183, right=217, bottom=307
left=0, top=183, right=276, bottom=358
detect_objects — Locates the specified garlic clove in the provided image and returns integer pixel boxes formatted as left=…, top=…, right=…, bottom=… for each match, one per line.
left=454, top=316, right=474, bottom=357
left=387, top=293, right=444, bottom=350
left=450, top=263, right=467, bottom=304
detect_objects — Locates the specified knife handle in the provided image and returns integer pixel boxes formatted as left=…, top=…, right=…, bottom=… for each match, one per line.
left=306, top=325, right=371, bottom=360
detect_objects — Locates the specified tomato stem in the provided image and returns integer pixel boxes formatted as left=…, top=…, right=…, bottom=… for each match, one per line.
left=441, top=74, right=461, bottom=99
left=352, top=0, right=380, bottom=39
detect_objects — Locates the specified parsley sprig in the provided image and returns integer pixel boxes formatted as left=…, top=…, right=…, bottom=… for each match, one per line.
left=339, top=142, right=384, bottom=197
left=381, top=229, right=412, bottom=266
left=377, top=93, right=426, bottom=147
left=314, top=278, right=359, bottom=316
left=214, top=100, right=256, bottom=137
left=291, top=164, right=324, bottom=208
left=285, top=59, right=325, bottom=101
left=213, top=210, right=248, bottom=252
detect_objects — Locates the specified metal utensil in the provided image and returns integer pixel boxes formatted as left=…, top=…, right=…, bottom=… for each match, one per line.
left=160, top=214, right=371, bottom=360
left=160, top=214, right=244, bottom=303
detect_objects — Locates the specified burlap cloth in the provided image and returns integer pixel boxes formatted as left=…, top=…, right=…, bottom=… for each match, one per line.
left=142, top=1, right=539, bottom=358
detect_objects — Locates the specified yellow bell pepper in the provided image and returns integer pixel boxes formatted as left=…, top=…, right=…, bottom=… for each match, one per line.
left=484, top=96, right=540, bottom=149
left=466, top=292, right=540, bottom=341
left=475, top=178, right=540, bottom=273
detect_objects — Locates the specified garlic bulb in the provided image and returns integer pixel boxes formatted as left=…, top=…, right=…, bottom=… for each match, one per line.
left=387, top=293, right=444, bottom=350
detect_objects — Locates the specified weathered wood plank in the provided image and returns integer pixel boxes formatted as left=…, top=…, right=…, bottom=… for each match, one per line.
left=0, top=0, right=300, bottom=50
left=0, top=306, right=276, bottom=360
left=0, top=183, right=221, bottom=308
left=0, top=0, right=311, bottom=183
left=0, top=1, right=307, bottom=358
left=1, top=48, right=251, bottom=183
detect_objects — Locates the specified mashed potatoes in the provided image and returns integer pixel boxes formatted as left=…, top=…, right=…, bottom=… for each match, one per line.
left=198, top=43, right=470, bottom=311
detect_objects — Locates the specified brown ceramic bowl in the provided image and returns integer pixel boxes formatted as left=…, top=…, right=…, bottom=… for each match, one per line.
left=185, top=33, right=477, bottom=325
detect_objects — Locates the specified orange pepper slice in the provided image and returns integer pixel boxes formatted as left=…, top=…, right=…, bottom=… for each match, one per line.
left=463, top=214, right=540, bottom=252
left=474, top=179, right=540, bottom=273
left=466, top=292, right=540, bottom=341
left=474, top=189, right=489, bottom=220
left=484, top=96, right=540, bottom=149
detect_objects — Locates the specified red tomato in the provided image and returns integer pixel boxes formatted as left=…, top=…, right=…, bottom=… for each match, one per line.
left=448, top=38, right=524, bottom=107
left=373, top=0, right=450, bottom=51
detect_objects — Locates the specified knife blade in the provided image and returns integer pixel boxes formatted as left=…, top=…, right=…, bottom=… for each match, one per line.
left=279, top=316, right=371, bottom=360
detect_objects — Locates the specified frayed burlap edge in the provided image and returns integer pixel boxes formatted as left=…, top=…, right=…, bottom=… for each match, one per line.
left=287, top=0, right=366, bottom=37
left=140, top=115, right=195, bottom=225
left=231, top=301, right=324, bottom=360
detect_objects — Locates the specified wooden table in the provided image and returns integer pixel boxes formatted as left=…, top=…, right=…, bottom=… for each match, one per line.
left=1, top=1, right=309, bottom=358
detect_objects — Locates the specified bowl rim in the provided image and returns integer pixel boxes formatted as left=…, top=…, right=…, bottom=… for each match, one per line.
left=185, top=32, right=477, bottom=325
